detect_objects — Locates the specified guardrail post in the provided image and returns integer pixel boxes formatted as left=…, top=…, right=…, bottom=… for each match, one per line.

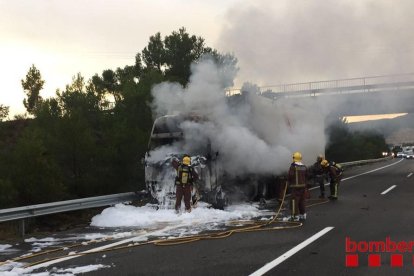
left=20, top=219, right=25, bottom=237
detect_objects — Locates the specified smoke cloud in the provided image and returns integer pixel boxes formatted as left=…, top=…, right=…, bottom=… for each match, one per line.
left=150, top=57, right=328, bottom=176
left=217, top=0, right=414, bottom=85
left=213, top=0, right=414, bottom=145
left=149, top=0, right=414, bottom=177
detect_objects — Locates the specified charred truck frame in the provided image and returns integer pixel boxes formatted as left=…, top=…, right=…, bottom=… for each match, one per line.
left=144, top=113, right=282, bottom=209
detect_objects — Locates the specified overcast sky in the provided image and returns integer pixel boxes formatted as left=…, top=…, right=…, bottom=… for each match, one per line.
left=1, top=0, right=414, bottom=116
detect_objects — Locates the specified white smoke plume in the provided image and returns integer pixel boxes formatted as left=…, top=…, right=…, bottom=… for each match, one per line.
left=218, top=0, right=414, bottom=86
left=150, top=57, right=328, bottom=176
left=213, top=0, right=414, bottom=144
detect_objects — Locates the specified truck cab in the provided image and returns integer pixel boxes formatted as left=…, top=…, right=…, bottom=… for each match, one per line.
left=144, top=113, right=280, bottom=209
left=144, top=114, right=229, bottom=209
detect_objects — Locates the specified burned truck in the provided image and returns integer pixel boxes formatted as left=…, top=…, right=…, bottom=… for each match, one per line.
left=144, top=113, right=280, bottom=209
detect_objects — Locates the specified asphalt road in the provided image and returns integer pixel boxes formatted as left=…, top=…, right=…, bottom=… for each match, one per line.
left=26, top=158, right=414, bottom=275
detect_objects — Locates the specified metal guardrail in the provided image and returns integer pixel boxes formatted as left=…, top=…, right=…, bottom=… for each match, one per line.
left=0, top=157, right=392, bottom=224
left=340, top=155, right=394, bottom=168
left=0, top=192, right=138, bottom=223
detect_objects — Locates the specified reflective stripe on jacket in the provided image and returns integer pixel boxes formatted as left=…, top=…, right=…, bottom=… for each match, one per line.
left=175, top=165, right=199, bottom=186
left=288, top=162, right=308, bottom=188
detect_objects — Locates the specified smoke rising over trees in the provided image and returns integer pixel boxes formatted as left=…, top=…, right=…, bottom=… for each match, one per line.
left=0, top=27, right=387, bottom=208
left=0, top=28, right=233, bottom=208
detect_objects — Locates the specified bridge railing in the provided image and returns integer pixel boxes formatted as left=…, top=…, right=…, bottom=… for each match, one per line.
left=261, top=73, right=414, bottom=94
left=226, top=73, right=414, bottom=96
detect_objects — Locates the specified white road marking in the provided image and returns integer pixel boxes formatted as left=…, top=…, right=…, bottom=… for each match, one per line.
left=249, top=227, right=334, bottom=276
left=381, top=185, right=397, bottom=195
left=407, top=173, right=413, bottom=178
left=341, top=158, right=404, bottom=181
left=308, top=158, right=404, bottom=192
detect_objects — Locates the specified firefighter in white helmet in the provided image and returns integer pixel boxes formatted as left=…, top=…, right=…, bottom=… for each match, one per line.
left=287, top=152, right=309, bottom=221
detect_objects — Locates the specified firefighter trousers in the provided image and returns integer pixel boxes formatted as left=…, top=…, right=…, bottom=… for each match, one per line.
left=329, top=180, right=340, bottom=198
left=291, top=188, right=306, bottom=216
left=314, top=175, right=325, bottom=196
left=175, top=184, right=192, bottom=211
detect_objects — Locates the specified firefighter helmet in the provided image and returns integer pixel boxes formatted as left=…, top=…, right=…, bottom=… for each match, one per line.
left=182, top=156, right=191, bottom=166
left=292, top=152, right=302, bottom=162
left=321, top=159, right=329, bottom=167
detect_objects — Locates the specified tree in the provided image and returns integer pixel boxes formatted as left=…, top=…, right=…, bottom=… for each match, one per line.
left=325, top=118, right=388, bottom=162
left=139, top=27, right=229, bottom=86
left=90, top=69, right=123, bottom=104
left=10, top=128, right=65, bottom=205
left=142, top=32, right=165, bottom=72
left=164, top=27, right=208, bottom=84
left=0, top=104, right=9, bottom=121
left=21, top=64, right=45, bottom=114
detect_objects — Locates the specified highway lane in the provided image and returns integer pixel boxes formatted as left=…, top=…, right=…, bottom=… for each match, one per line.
left=28, top=158, right=414, bottom=275
left=259, top=158, right=414, bottom=276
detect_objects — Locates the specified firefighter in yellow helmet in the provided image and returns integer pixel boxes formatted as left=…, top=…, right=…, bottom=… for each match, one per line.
left=287, top=151, right=309, bottom=221
left=172, top=155, right=199, bottom=213
left=321, top=159, right=343, bottom=200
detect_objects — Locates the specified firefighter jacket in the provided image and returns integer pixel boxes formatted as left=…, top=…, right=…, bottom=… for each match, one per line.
left=312, top=161, right=324, bottom=177
left=288, top=162, right=308, bottom=189
left=328, top=163, right=343, bottom=182
left=175, top=164, right=199, bottom=186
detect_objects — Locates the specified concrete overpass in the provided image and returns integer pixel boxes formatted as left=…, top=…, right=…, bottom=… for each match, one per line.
left=234, top=73, right=414, bottom=116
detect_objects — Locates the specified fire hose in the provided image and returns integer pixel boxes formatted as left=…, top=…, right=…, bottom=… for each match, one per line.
left=1, top=182, right=329, bottom=269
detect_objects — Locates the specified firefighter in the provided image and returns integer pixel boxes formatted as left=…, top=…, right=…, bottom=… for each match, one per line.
left=287, top=152, right=309, bottom=221
left=321, top=159, right=343, bottom=200
left=312, top=155, right=326, bottom=198
left=173, top=155, right=199, bottom=213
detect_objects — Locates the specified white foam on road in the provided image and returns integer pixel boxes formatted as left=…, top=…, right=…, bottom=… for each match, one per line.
left=53, top=264, right=111, bottom=274
left=91, top=202, right=265, bottom=229
left=0, top=244, right=12, bottom=252
left=1, top=202, right=272, bottom=274
left=21, top=232, right=137, bottom=253
left=0, top=263, right=110, bottom=276
left=0, top=244, right=18, bottom=256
